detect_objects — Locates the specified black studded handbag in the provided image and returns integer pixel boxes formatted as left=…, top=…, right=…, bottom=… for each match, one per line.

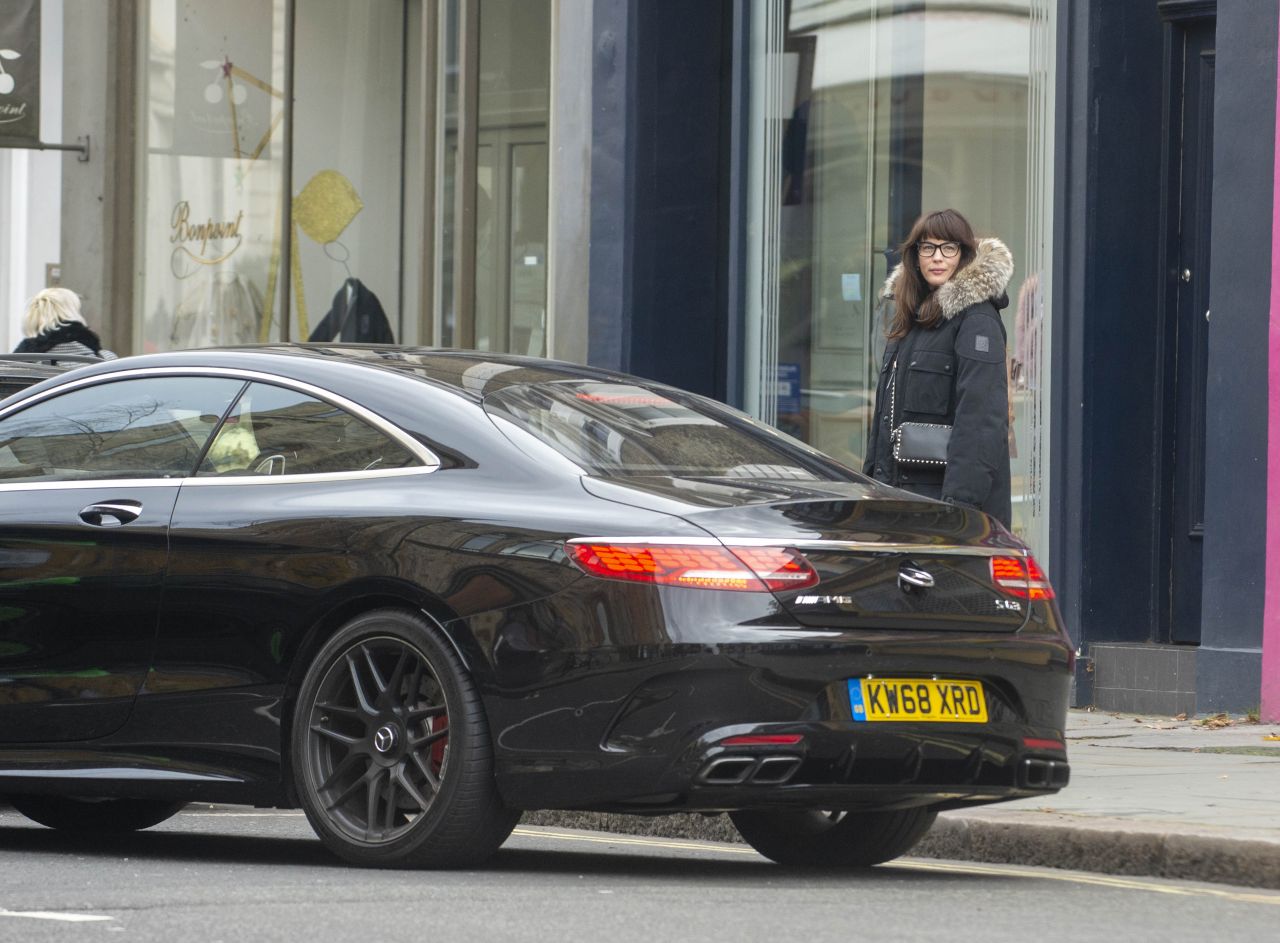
left=888, top=360, right=952, bottom=467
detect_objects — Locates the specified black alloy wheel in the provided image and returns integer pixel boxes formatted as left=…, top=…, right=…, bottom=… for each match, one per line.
left=729, top=806, right=938, bottom=868
left=8, top=795, right=185, bottom=832
left=292, top=609, right=518, bottom=868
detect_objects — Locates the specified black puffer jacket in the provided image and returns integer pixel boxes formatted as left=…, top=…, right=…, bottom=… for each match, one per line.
left=14, top=321, right=115, bottom=359
left=863, top=238, right=1014, bottom=526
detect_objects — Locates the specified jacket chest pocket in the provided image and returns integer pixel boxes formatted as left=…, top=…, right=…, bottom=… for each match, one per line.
left=903, top=351, right=955, bottom=415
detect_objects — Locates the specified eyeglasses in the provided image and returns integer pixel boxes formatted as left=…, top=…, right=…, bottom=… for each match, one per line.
left=917, top=240, right=961, bottom=259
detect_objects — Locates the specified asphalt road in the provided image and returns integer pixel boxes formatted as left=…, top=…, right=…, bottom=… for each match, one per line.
left=0, top=805, right=1276, bottom=942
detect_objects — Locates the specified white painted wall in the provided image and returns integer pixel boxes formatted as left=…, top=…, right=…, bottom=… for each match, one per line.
left=0, top=0, right=62, bottom=353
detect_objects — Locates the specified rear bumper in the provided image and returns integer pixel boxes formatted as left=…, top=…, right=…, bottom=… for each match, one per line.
left=488, top=634, right=1072, bottom=813
left=498, top=720, right=1069, bottom=813
left=675, top=720, right=1068, bottom=812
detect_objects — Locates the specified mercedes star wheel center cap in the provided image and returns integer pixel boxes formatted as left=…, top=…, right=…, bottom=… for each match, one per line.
left=373, top=725, right=399, bottom=754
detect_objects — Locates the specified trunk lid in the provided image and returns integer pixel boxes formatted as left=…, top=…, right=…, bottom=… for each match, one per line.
left=581, top=476, right=1032, bottom=632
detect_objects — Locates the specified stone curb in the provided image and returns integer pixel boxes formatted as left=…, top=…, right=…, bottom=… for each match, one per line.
left=523, top=810, right=1280, bottom=891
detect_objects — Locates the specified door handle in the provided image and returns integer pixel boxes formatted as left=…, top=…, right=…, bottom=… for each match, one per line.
left=79, top=500, right=143, bottom=527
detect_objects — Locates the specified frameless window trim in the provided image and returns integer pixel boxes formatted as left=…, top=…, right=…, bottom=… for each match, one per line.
left=0, top=479, right=187, bottom=492
left=0, top=366, right=443, bottom=479
left=0, top=464, right=438, bottom=493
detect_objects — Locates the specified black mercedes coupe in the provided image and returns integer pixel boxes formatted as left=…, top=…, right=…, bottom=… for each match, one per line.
left=0, top=346, right=1071, bottom=868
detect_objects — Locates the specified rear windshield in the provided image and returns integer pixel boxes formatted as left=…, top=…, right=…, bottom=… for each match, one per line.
left=484, top=381, right=858, bottom=481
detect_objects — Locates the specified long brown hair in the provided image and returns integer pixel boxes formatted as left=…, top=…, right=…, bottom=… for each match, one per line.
left=887, top=209, right=978, bottom=340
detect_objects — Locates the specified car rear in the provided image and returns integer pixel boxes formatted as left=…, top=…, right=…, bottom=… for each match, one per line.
left=481, top=377, right=1072, bottom=815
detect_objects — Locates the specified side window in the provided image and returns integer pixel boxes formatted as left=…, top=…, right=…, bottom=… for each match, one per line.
left=200, top=382, right=420, bottom=477
left=0, top=377, right=243, bottom=483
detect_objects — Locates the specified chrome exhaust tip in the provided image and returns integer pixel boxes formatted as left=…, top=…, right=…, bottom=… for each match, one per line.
left=1021, top=757, right=1070, bottom=789
left=697, top=754, right=803, bottom=786
left=751, top=755, right=802, bottom=784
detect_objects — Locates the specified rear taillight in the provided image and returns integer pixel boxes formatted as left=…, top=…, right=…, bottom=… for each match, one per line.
left=991, top=554, right=1055, bottom=600
left=566, top=541, right=819, bottom=593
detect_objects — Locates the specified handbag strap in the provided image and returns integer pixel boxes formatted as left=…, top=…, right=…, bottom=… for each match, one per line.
left=888, top=358, right=899, bottom=438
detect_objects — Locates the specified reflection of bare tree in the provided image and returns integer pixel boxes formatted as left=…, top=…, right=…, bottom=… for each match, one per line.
left=7, top=398, right=201, bottom=476
left=48, top=399, right=166, bottom=462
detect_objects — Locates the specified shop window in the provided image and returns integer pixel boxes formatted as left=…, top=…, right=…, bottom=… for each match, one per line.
left=743, top=0, right=1056, bottom=555
left=135, top=0, right=422, bottom=352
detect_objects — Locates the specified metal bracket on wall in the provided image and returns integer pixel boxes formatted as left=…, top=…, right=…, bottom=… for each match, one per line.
left=0, top=134, right=90, bottom=162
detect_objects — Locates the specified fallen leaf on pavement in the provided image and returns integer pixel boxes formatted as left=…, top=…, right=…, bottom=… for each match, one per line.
left=1264, top=735, right=1280, bottom=742
left=1174, top=712, right=1187, bottom=721
left=1199, top=713, right=1232, bottom=728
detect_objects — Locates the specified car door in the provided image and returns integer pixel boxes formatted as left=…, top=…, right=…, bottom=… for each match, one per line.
left=150, top=379, right=432, bottom=705
left=145, top=376, right=432, bottom=706
left=0, top=374, right=242, bottom=742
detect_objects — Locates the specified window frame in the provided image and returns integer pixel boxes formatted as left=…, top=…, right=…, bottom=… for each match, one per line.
left=200, top=378, right=424, bottom=479
left=0, top=366, right=442, bottom=491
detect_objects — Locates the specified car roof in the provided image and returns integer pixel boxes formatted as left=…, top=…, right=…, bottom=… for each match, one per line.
left=0, top=354, right=89, bottom=399
left=58, top=344, right=652, bottom=401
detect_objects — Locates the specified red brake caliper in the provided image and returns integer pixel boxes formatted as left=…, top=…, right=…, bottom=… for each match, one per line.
left=430, top=715, right=449, bottom=773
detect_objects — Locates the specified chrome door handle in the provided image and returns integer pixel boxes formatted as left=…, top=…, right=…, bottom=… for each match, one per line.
left=79, top=500, right=143, bottom=527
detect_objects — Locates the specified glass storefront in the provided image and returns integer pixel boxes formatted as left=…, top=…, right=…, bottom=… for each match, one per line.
left=743, top=0, right=1056, bottom=557
left=134, top=0, right=550, bottom=356
left=437, top=0, right=551, bottom=354
left=131, top=0, right=1052, bottom=550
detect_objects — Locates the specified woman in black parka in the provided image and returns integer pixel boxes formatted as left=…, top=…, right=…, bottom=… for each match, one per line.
left=863, top=209, right=1014, bottom=526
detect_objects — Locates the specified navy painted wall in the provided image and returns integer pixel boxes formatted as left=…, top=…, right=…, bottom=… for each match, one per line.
left=588, top=0, right=636, bottom=374
left=1197, top=1, right=1276, bottom=711
left=1052, top=1, right=1166, bottom=648
left=589, top=0, right=729, bottom=399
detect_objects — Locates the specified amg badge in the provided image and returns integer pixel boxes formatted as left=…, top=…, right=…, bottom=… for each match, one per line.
left=794, top=594, right=855, bottom=606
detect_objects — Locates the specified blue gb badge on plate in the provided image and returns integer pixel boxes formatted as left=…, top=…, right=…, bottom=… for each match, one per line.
left=847, top=679, right=868, bottom=722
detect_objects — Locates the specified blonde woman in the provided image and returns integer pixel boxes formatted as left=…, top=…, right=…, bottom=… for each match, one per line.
left=14, top=288, right=116, bottom=359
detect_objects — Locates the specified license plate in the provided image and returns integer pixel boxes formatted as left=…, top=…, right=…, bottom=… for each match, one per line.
left=848, top=678, right=987, bottom=723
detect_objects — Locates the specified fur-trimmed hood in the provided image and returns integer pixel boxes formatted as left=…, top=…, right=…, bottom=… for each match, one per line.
left=880, top=237, right=1014, bottom=320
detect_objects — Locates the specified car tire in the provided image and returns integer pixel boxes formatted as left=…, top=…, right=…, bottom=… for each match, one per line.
left=291, top=608, right=518, bottom=868
left=7, top=795, right=185, bottom=832
left=729, top=806, right=938, bottom=868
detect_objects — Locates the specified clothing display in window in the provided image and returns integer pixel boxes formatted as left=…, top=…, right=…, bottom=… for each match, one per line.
left=170, top=270, right=263, bottom=349
left=1010, top=273, right=1042, bottom=391
left=308, top=278, right=394, bottom=344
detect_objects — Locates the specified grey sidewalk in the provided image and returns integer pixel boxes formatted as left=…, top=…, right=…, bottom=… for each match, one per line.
left=528, top=709, right=1280, bottom=889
